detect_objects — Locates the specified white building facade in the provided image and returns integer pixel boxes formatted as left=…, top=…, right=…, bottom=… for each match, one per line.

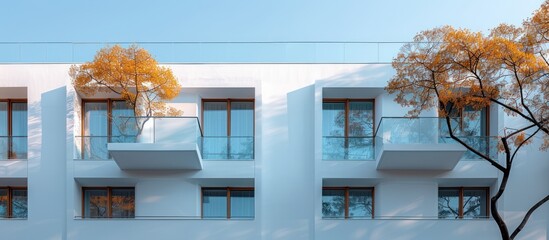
left=0, top=61, right=547, bottom=240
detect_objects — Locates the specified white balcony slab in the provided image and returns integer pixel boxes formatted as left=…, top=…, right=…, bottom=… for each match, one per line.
left=108, top=143, right=202, bottom=170
left=0, top=160, right=27, bottom=179
left=376, top=144, right=466, bottom=170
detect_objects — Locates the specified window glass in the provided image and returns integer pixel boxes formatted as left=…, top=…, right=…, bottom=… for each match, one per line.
left=230, top=102, right=254, bottom=159
left=438, top=189, right=460, bottom=219
left=463, top=189, right=488, bottom=218
left=202, top=189, right=227, bottom=218
left=322, top=189, right=345, bottom=218
left=111, top=101, right=137, bottom=143
left=203, top=102, right=228, bottom=159
left=230, top=190, right=254, bottom=219
left=348, top=102, right=374, bottom=137
left=111, top=189, right=135, bottom=218
left=0, top=189, right=7, bottom=217
left=348, top=189, right=373, bottom=218
left=0, top=103, right=7, bottom=159
left=11, top=103, right=27, bottom=159
left=84, top=189, right=108, bottom=218
left=83, top=102, right=108, bottom=159
left=11, top=189, right=27, bottom=218
left=462, top=106, right=487, bottom=136
left=322, top=103, right=345, bottom=137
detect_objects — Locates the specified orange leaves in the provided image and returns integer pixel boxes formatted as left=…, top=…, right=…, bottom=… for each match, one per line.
left=70, top=45, right=182, bottom=118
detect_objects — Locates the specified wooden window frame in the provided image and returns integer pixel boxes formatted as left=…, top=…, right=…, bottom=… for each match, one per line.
left=322, top=187, right=375, bottom=219
left=0, top=99, right=28, bottom=159
left=438, top=187, right=490, bottom=219
left=0, top=186, right=28, bottom=218
left=80, top=99, right=128, bottom=159
left=441, top=104, right=490, bottom=136
left=201, top=99, right=255, bottom=159
left=201, top=187, right=254, bottom=219
left=322, top=99, right=376, bottom=139
left=81, top=187, right=135, bottom=219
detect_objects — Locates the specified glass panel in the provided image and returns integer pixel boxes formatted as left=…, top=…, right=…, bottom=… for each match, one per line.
left=111, top=101, right=137, bottom=143
left=230, top=102, right=254, bottom=159
left=11, top=189, right=27, bottom=218
left=322, top=102, right=345, bottom=137
left=462, top=107, right=486, bottom=137
left=0, top=189, right=7, bottom=217
left=230, top=190, right=254, bottom=219
left=83, top=102, right=108, bottom=159
left=11, top=103, right=27, bottom=159
left=203, top=102, right=228, bottom=159
left=84, top=189, right=108, bottom=218
left=322, top=189, right=345, bottom=218
left=202, top=189, right=227, bottom=218
left=463, top=189, right=488, bottom=218
left=111, top=189, right=135, bottom=218
left=348, top=101, right=374, bottom=137
left=438, top=189, right=460, bottom=219
left=348, top=189, right=373, bottom=218
left=0, top=103, right=7, bottom=159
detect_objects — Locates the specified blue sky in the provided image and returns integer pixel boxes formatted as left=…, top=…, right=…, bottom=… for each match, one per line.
left=0, top=0, right=544, bottom=42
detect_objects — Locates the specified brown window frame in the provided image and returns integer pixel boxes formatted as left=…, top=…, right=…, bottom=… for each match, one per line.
left=438, top=187, right=490, bottom=219
left=201, top=99, right=255, bottom=159
left=201, top=187, right=254, bottom=219
left=81, top=187, right=135, bottom=219
left=0, top=99, right=28, bottom=159
left=322, top=187, right=375, bottom=219
left=0, top=186, right=28, bottom=218
left=322, top=99, right=376, bottom=139
left=440, top=104, right=490, bottom=136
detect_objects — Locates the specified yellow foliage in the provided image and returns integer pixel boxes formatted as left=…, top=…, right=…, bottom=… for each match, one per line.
left=69, top=45, right=182, bottom=118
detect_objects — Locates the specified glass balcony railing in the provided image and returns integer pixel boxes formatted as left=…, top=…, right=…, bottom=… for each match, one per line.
left=201, top=136, right=254, bottom=160
left=322, top=136, right=374, bottom=160
left=374, top=117, right=499, bottom=161
left=74, top=116, right=254, bottom=160
left=0, top=42, right=407, bottom=63
left=0, top=136, right=28, bottom=159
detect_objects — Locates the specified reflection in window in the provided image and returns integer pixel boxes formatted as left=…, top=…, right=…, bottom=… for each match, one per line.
left=322, top=100, right=374, bottom=160
left=0, top=100, right=28, bottom=159
left=202, top=100, right=254, bottom=160
left=0, top=187, right=28, bottom=218
left=81, top=100, right=135, bottom=159
left=322, top=187, right=373, bottom=219
left=202, top=188, right=254, bottom=219
left=83, top=187, right=135, bottom=218
left=438, top=187, right=488, bottom=219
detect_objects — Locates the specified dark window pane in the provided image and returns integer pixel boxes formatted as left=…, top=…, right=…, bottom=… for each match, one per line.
left=462, top=106, right=487, bottom=136
left=438, top=189, right=460, bottom=219
left=84, top=189, right=108, bottom=218
left=203, top=189, right=227, bottom=218
left=463, top=189, right=488, bottom=218
left=83, top=102, right=108, bottom=159
left=111, top=189, right=135, bottom=218
left=322, top=189, right=345, bottom=218
left=11, top=189, right=27, bottom=218
left=230, top=190, right=254, bottom=219
left=0, top=189, right=7, bottom=217
left=348, top=189, right=373, bottom=218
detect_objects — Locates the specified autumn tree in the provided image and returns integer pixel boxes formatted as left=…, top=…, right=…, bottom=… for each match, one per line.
left=69, top=45, right=182, bottom=136
left=386, top=1, right=548, bottom=240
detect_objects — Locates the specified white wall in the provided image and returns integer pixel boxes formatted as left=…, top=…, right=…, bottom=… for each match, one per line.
left=0, top=63, right=546, bottom=240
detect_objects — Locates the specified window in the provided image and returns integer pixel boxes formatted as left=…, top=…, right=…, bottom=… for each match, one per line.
left=81, top=99, right=136, bottom=159
left=322, top=187, right=373, bottom=219
left=438, top=187, right=489, bottom=219
left=442, top=104, right=488, bottom=137
left=202, top=99, right=254, bottom=159
left=202, top=187, right=254, bottom=219
left=322, top=99, right=374, bottom=160
left=82, top=187, right=135, bottom=218
left=0, top=187, right=28, bottom=218
left=0, top=100, right=27, bottom=159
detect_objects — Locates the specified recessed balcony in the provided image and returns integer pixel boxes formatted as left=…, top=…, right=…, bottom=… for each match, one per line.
left=374, top=117, right=498, bottom=170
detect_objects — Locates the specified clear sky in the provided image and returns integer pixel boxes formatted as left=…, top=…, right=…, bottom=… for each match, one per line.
left=0, top=0, right=545, bottom=42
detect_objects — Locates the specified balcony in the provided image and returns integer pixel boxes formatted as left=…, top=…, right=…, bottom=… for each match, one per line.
left=374, top=117, right=498, bottom=170
left=201, top=136, right=254, bottom=160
